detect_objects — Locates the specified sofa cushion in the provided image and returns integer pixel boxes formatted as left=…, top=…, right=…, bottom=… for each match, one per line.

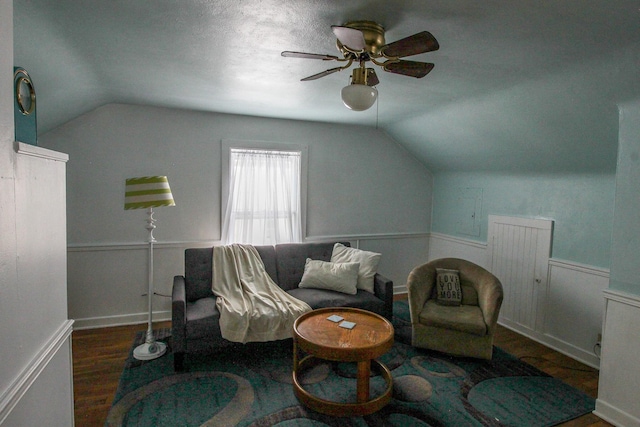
left=288, top=288, right=386, bottom=315
left=254, top=245, right=278, bottom=283
left=330, top=243, right=381, bottom=294
left=298, top=258, right=359, bottom=295
left=418, top=300, right=487, bottom=336
left=275, top=242, right=347, bottom=290
left=184, top=248, right=215, bottom=302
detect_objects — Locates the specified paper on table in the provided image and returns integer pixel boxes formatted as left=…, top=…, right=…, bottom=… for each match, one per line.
left=339, top=321, right=356, bottom=329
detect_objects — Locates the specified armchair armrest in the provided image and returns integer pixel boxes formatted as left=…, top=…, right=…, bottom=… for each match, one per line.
left=476, top=275, right=504, bottom=334
left=172, top=275, right=187, bottom=355
left=373, top=273, right=394, bottom=321
left=406, top=264, right=437, bottom=325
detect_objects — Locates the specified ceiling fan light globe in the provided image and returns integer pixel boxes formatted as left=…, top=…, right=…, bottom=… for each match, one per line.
left=341, top=84, right=378, bottom=111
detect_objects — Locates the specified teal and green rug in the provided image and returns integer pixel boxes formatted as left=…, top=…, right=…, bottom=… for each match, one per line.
left=106, top=302, right=595, bottom=426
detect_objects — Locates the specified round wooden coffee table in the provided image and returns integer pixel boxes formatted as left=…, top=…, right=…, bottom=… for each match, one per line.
left=292, top=307, right=394, bottom=417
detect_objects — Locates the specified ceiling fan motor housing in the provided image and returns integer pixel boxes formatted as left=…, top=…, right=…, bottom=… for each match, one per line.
left=338, top=21, right=386, bottom=55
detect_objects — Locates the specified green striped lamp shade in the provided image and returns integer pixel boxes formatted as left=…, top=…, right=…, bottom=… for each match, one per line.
left=124, top=176, right=176, bottom=210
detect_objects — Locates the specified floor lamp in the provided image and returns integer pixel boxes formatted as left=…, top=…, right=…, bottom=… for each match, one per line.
left=125, top=176, right=176, bottom=360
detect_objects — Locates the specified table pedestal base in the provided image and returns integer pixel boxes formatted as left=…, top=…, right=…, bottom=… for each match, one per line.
left=292, top=355, right=393, bottom=417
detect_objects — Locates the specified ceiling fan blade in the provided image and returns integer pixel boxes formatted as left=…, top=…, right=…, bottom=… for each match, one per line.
left=383, top=60, right=435, bottom=78
left=366, top=69, right=379, bottom=86
left=331, top=25, right=366, bottom=50
left=300, top=67, right=344, bottom=81
left=381, top=31, right=439, bottom=58
left=281, top=51, right=339, bottom=60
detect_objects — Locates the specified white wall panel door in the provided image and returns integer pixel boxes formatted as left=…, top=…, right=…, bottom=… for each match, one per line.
left=487, top=215, right=553, bottom=333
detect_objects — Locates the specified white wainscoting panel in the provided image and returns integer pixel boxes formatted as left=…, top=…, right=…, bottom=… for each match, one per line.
left=428, top=233, right=487, bottom=267
left=69, top=243, right=187, bottom=329
left=594, top=290, right=640, bottom=427
left=544, top=260, right=609, bottom=367
left=428, top=232, right=609, bottom=368
left=70, top=234, right=430, bottom=329
left=0, top=321, right=74, bottom=426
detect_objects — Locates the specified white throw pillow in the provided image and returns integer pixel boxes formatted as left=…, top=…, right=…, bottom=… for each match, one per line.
left=298, top=258, right=360, bottom=295
left=330, top=243, right=381, bottom=294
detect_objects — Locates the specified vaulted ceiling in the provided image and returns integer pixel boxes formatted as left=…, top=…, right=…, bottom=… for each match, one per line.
left=13, top=0, right=640, bottom=173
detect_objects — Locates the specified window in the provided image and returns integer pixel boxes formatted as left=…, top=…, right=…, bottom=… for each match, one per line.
left=221, top=143, right=306, bottom=245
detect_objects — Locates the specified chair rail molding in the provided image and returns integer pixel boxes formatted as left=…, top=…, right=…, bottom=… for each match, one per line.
left=0, top=320, right=74, bottom=424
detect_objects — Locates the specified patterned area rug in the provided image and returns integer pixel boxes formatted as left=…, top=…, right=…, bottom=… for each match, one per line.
left=106, top=302, right=595, bottom=426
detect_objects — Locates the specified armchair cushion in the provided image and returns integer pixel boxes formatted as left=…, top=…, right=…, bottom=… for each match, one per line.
left=419, top=300, right=487, bottom=336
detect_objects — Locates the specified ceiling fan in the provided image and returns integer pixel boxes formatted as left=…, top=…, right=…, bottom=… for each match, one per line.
left=281, top=21, right=439, bottom=111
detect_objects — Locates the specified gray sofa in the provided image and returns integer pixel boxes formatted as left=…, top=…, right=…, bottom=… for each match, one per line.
left=171, top=242, right=394, bottom=370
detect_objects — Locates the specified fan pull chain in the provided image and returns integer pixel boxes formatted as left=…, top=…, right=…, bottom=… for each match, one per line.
left=376, top=89, right=379, bottom=129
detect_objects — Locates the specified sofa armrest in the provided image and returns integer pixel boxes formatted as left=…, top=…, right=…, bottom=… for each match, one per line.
left=373, top=273, right=394, bottom=321
left=172, top=275, right=187, bottom=355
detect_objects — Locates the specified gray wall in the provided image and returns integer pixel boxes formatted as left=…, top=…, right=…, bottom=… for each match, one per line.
left=40, top=103, right=433, bottom=326
left=44, top=104, right=432, bottom=244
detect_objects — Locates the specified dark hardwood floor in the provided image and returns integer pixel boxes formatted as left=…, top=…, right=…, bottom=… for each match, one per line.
left=72, top=315, right=612, bottom=427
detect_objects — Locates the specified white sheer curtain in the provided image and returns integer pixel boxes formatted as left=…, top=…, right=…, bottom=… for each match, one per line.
left=222, top=148, right=302, bottom=245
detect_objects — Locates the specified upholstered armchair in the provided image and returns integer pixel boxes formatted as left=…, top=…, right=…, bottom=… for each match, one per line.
left=406, top=258, right=503, bottom=360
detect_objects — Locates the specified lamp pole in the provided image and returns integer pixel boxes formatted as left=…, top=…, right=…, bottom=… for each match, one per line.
left=132, top=207, right=167, bottom=360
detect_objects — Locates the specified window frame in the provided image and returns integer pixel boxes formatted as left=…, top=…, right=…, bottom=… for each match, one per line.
left=221, top=139, right=309, bottom=243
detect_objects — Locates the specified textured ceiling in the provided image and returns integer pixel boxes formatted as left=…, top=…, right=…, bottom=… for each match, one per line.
left=13, top=0, right=640, bottom=173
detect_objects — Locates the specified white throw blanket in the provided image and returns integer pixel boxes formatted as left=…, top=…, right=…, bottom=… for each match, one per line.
left=212, top=244, right=312, bottom=343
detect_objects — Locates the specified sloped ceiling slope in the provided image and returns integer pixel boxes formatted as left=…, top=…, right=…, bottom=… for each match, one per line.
left=14, top=0, right=640, bottom=172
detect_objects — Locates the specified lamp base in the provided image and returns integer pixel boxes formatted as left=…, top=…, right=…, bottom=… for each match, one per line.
left=133, top=340, right=167, bottom=361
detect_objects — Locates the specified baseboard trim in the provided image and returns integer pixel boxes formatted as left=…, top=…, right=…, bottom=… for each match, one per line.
left=0, top=320, right=74, bottom=424
left=72, top=311, right=171, bottom=330
left=68, top=232, right=430, bottom=252
left=594, top=399, right=640, bottom=427
left=393, top=284, right=408, bottom=295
